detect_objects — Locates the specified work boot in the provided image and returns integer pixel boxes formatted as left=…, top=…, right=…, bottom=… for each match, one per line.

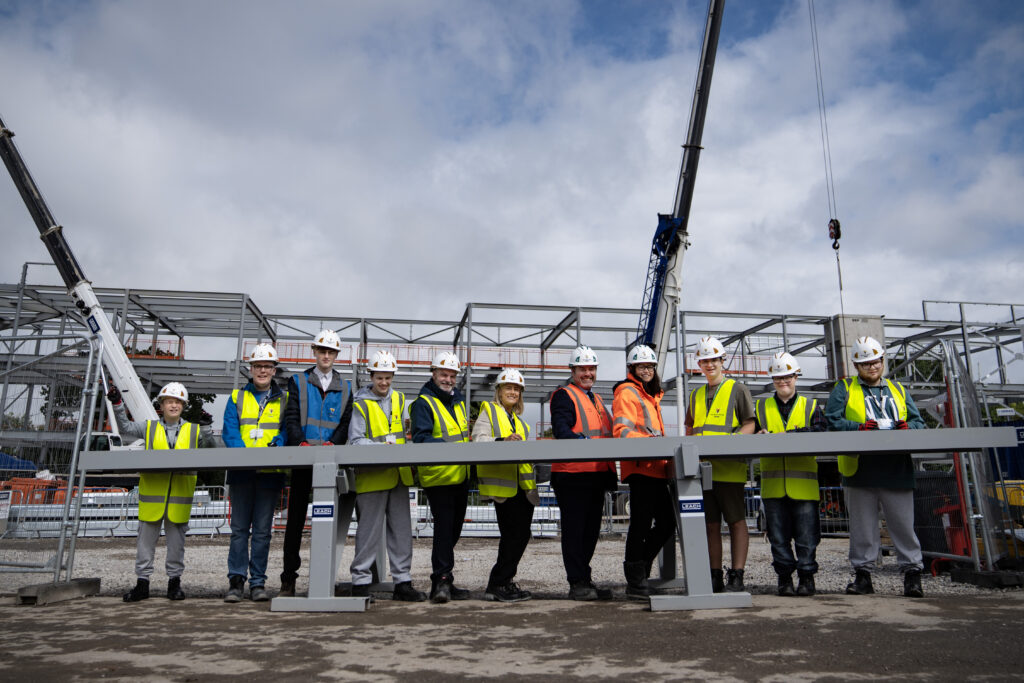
left=903, top=570, right=924, bottom=598
left=568, top=581, right=598, bottom=601
left=450, top=584, right=471, bottom=601
left=279, top=577, right=296, bottom=598
left=484, top=581, right=532, bottom=603
left=725, top=568, right=745, bottom=592
left=224, top=575, right=244, bottom=603
left=710, top=569, right=725, bottom=594
left=430, top=577, right=451, bottom=604
left=623, top=561, right=651, bottom=600
left=393, top=581, right=427, bottom=602
left=777, top=573, right=796, bottom=597
left=845, top=569, right=874, bottom=595
left=589, top=581, right=614, bottom=600
left=123, top=578, right=150, bottom=603
left=796, top=573, right=816, bottom=597
left=351, top=583, right=375, bottom=603
left=249, top=585, right=269, bottom=602
left=167, top=576, right=185, bottom=601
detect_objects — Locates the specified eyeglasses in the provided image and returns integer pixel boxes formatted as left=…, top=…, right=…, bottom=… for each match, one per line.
left=772, top=374, right=797, bottom=383
left=858, top=359, right=883, bottom=369
left=251, top=363, right=276, bottom=372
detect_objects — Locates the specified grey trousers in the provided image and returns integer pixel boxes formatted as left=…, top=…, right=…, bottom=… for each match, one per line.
left=135, top=518, right=189, bottom=580
left=350, top=485, right=414, bottom=586
left=845, top=486, right=923, bottom=573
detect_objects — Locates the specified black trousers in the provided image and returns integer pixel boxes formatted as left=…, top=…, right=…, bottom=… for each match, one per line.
left=624, top=475, right=677, bottom=565
left=552, top=471, right=610, bottom=585
left=488, top=488, right=535, bottom=587
left=281, top=467, right=312, bottom=583
left=424, top=481, right=469, bottom=582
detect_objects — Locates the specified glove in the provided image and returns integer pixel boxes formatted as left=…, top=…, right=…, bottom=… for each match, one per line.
left=858, top=420, right=879, bottom=431
left=895, top=420, right=910, bottom=430
left=300, top=441, right=311, bottom=447
left=107, top=386, right=122, bottom=405
left=198, top=410, right=213, bottom=427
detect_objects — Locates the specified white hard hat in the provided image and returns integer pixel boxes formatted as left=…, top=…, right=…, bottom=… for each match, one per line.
left=431, top=351, right=461, bottom=372
left=368, top=350, right=398, bottom=373
left=157, top=382, right=188, bottom=404
left=312, top=329, right=342, bottom=352
left=851, top=336, right=884, bottom=364
left=495, top=367, right=525, bottom=388
left=627, top=345, right=657, bottom=366
left=569, top=345, right=600, bottom=367
left=250, top=343, right=279, bottom=365
left=768, top=351, right=801, bottom=377
left=695, top=336, right=726, bottom=361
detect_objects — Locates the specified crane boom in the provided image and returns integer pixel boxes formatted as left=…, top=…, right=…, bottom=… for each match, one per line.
left=635, top=0, right=725, bottom=370
left=0, top=114, right=159, bottom=423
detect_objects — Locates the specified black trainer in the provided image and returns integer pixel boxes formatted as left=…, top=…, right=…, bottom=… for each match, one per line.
left=167, top=576, right=185, bottom=601
left=846, top=569, right=874, bottom=595
left=796, top=573, right=816, bottom=597
left=484, top=582, right=532, bottom=603
left=393, top=581, right=427, bottom=602
left=568, top=581, right=598, bottom=601
left=903, top=570, right=924, bottom=598
left=123, top=578, right=150, bottom=603
left=777, top=574, right=796, bottom=597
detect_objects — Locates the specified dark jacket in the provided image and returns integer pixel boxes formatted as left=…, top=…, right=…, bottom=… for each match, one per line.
left=410, top=380, right=465, bottom=444
left=283, top=367, right=353, bottom=447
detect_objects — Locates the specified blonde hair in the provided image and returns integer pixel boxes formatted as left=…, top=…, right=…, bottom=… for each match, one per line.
left=494, top=383, right=524, bottom=415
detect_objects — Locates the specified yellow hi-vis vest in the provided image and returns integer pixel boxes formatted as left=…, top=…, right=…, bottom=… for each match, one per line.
left=756, top=395, right=819, bottom=500
left=837, top=376, right=908, bottom=476
left=138, top=421, right=199, bottom=524
left=476, top=401, right=535, bottom=498
left=353, top=392, right=415, bottom=494
left=232, top=388, right=287, bottom=473
left=412, top=394, right=469, bottom=487
left=689, top=379, right=747, bottom=483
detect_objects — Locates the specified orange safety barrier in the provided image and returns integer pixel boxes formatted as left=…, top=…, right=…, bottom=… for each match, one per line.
left=52, top=486, right=129, bottom=504
left=0, top=477, right=64, bottom=504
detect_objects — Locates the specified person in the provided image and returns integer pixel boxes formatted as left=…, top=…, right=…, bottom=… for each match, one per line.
left=825, top=336, right=927, bottom=598
left=279, top=329, right=352, bottom=597
left=685, top=335, right=755, bottom=593
left=347, top=350, right=426, bottom=602
left=410, top=350, right=471, bottom=604
left=549, top=345, right=618, bottom=601
left=222, top=343, right=287, bottom=603
left=473, top=367, right=537, bottom=603
left=754, top=351, right=827, bottom=597
left=613, top=344, right=675, bottom=600
left=110, top=381, right=217, bottom=602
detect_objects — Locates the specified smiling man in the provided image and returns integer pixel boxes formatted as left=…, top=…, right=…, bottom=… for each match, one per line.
left=825, top=336, right=927, bottom=598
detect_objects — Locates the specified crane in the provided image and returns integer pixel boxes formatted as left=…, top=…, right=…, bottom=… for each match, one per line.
left=0, top=114, right=159, bottom=424
left=635, top=0, right=725, bottom=371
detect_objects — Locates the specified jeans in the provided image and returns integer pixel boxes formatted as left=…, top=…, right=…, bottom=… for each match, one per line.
left=228, top=480, right=280, bottom=587
left=762, top=497, right=820, bottom=576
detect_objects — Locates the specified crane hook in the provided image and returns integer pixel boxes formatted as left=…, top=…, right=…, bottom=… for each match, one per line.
left=828, top=218, right=841, bottom=250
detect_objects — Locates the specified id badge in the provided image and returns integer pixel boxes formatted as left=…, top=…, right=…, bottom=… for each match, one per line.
left=385, top=434, right=397, bottom=444
left=251, top=428, right=264, bottom=438
left=876, top=419, right=893, bottom=431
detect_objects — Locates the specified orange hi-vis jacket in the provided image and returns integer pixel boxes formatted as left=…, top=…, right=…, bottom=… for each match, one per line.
left=613, top=377, right=671, bottom=480
left=551, top=382, right=616, bottom=474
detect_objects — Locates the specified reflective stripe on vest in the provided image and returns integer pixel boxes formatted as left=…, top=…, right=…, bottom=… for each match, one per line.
left=756, top=396, right=819, bottom=500
left=562, top=383, right=613, bottom=438
left=353, top=392, right=414, bottom=494
left=296, top=371, right=349, bottom=434
left=838, top=377, right=908, bottom=476
left=477, top=401, right=535, bottom=498
left=233, top=388, right=288, bottom=473
left=413, top=394, right=469, bottom=487
left=613, top=384, right=663, bottom=437
left=139, top=421, right=199, bottom=524
left=689, top=379, right=746, bottom=482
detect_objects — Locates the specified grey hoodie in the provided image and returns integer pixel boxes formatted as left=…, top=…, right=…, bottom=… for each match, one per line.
left=347, top=385, right=402, bottom=446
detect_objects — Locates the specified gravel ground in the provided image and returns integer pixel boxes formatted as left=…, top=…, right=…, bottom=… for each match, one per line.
left=0, top=530, right=1006, bottom=599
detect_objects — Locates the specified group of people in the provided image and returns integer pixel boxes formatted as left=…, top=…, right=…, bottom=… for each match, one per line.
left=111, top=329, right=928, bottom=604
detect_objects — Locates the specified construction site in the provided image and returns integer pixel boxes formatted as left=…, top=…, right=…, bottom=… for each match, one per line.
left=2, top=0, right=1024, bottom=680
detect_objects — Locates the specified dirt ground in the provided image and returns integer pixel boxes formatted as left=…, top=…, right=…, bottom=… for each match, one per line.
left=2, top=536, right=1023, bottom=681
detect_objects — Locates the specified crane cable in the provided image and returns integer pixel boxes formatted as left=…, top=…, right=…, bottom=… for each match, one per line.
left=808, top=0, right=847, bottom=321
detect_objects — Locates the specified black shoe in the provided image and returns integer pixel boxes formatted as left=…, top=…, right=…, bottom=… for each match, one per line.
left=710, top=569, right=725, bottom=593
left=430, top=578, right=451, bottom=604
left=568, top=581, right=598, bottom=601
left=450, top=584, right=471, bottom=601
left=623, top=561, right=651, bottom=600
left=167, top=577, right=185, bottom=601
left=796, top=573, right=816, bottom=597
left=279, top=577, right=296, bottom=598
left=351, top=583, right=374, bottom=600
left=484, top=582, right=532, bottom=603
left=589, top=582, right=613, bottom=600
left=250, top=585, right=269, bottom=602
left=224, top=575, right=244, bottom=603
left=846, top=569, right=874, bottom=595
left=903, top=570, right=924, bottom=598
left=393, top=581, right=427, bottom=602
left=777, top=574, right=796, bottom=597
left=725, top=568, right=745, bottom=592
left=123, top=578, right=150, bottom=603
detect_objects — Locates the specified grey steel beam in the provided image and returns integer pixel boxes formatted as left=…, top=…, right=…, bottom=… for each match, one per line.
left=540, top=309, right=579, bottom=350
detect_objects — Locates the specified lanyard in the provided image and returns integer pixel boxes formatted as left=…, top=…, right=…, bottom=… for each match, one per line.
left=865, top=387, right=890, bottom=420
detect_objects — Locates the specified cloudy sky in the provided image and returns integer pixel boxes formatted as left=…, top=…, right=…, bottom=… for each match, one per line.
left=1, top=0, right=1022, bottom=326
